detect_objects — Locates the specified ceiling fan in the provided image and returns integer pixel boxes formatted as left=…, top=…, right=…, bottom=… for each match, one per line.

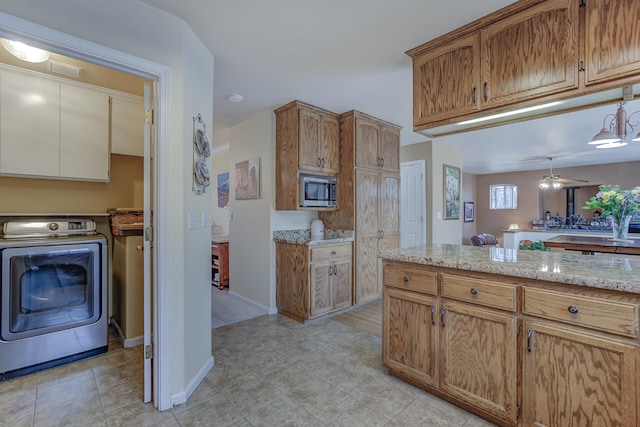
left=538, top=156, right=588, bottom=189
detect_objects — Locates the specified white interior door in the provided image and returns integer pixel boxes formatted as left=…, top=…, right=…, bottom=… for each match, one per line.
left=143, top=82, right=153, bottom=403
left=400, top=160, right=426, bottom=248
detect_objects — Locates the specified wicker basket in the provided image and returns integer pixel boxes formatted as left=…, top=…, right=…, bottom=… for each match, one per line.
left=108, top=208, right=150, bottom=235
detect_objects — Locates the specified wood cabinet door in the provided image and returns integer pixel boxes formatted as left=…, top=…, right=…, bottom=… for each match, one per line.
left=412, top=32, right=481, bottom=126
left=332, top=260, right=352, bottom=310
left=523, top=319, right=638, bottom=427
left=380, top=173, right=400, bottom=248
left=481, top=0, right=579, bottom=108
left=440, top=300, right=518, bottom=425
left=310, top=263, right=332, bottom=316
left=0, top=70, right=60, bottom=177
left=585, top=0, right=640, bottom=85
left=379, top=125, right=400, bottom=172
left=319, top=113, right=340, bottom=173
left=383, top=288, right=438, bottom=387
left=354, top=117, right=380, bottom=169
left=355, top=169, right=381, bottom=304
left=298, top=106, right=321, bottom=171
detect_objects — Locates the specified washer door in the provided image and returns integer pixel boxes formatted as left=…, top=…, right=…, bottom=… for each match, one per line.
left=1, top=244, right=101, bottom=341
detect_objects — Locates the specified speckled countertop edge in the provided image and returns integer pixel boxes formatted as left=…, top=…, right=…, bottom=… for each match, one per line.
left=273, top=229, right=354, bottom=245
left=379, top=244, right=640, bottom=295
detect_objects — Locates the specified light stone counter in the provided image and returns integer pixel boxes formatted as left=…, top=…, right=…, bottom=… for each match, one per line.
left=273, top=229, right=354, bottom=245
left=379, top=244, right=640, bottom=294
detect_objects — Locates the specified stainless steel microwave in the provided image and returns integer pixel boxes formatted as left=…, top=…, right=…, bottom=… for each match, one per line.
left=299, top=174, right=337, bottom=208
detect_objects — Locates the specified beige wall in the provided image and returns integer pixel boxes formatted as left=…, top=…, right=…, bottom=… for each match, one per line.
left=474, top=160, right=640, bottom=243
left=0, top=154, right=142, bottom=213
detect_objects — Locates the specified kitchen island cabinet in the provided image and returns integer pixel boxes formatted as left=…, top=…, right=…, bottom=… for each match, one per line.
left=380, top=245, right=640, bottom=427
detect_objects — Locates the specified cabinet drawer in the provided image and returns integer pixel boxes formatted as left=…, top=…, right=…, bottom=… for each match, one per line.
left=383, top=263, right=437, bottom=296
left=311, top=243, right=351, bottom=263
left=523, top=288, right=639, bottom=338
left=441, top=274, right=516, bottom=312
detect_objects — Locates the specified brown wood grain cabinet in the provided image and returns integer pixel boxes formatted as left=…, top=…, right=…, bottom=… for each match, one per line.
left=320, top=111, right=401, bottom=306
left=275, top=100, right=340, bottom=211
left=382, top=259, right=640, bottom=427
left=408, top=0, right=640, bottom=132
left=211, top=241, right=229, bottom=289
left=276, top=241, right=352, bottom=322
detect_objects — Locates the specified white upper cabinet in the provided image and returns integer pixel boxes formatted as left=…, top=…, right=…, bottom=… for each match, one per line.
left=1, top=70, right=61, bottom=177
left=110, top=95, right=144, bottom=157
left=0, top=67, right=111, bottom=182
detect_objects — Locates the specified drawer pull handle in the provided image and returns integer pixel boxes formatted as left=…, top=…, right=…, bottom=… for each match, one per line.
left=470, top=288, right=478, bottom=296
left=568, top=305, right=579, bottom=314
left=403, top=276, right=409, bottom=283
left=331, top=251, right=337, bottom=255
left=527, top=329, right=532, bottom=353
left=431, top=306, right=436, bottom=325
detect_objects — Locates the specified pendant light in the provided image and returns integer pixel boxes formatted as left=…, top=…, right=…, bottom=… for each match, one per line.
left=589, top=101, right=640, bottom=149
left=1, top=38, right=50, bottom=63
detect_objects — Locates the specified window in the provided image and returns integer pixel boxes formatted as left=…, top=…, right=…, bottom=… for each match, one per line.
left=490, top=184, right=518, bottom=209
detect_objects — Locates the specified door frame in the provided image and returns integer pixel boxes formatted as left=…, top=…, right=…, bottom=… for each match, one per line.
left=0, top=12, right=173, bottom=410
left=400, top=160, right=426, bottom=247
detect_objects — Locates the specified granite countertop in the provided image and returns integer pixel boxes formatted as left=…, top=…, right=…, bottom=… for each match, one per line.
left=273, top=229, right=354, bottom=245
left=379, top=244, right=640, bottom=295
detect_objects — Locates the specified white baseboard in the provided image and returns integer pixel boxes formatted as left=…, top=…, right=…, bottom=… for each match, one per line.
left=171, top=355, right=214, bottom=407
left=228, top=290, right=273, bottom=314
left=109, top=317, right=145, bottom=348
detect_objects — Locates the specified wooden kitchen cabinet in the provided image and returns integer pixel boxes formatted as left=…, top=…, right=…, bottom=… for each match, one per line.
left=411, top=32, right=481, bottom=126
left=0, top=67, right=110, bottom=181
left=275, top=100, right=340, bottom=211
left=440, top=300, right=518, bottom=424
left=522, top=319, right=637, bottom=427
left=409, top=0, right=578, bottom=130
left=354, top=112, right=400, bottom=172
left=584, top=0, right=640, bottom=86
left=276, top=241, right=352, bottom=322
left=320, top=110, right=401, bottom=306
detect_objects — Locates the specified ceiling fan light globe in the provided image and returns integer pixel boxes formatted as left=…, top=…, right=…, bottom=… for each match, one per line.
left=539, top=182, right=549, bottom=189
left=596, top=141, right=628, bottom=149
left=552, top=181, right=563, bottom=189
left=588, top=128, right=620, bottom=145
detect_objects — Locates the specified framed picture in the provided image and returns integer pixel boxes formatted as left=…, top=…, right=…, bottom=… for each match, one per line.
left=443, top=164, right=461, bottom=220
left=464, top=201, right=474, bottom=223
left=217, top=172, right=229, bottom=208
left=235, top=158, right=260, bottom=200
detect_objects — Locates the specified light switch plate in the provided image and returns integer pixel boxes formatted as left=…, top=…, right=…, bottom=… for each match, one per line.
left=188, top=211, right=198, bottom=230
left=202, top=211, right=210, bottom=228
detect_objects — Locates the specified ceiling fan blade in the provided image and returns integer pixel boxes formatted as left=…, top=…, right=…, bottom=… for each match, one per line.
left=557, top=177, right=589, bottom=184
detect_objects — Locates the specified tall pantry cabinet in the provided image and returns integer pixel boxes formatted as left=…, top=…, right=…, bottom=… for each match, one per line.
left=320, top=111, right=401, bottom=305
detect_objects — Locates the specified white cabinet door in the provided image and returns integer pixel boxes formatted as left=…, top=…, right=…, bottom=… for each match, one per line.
left=60, top=84, right=110, bottom=181
left=0, top=70, right=60, bottom=177
left=111, top=95, right=144, bottom=157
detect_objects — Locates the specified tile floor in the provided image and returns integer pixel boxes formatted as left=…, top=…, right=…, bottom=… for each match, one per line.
left=211, top=287, right=265, bottom=329
left=0, top=296, right=497, bottom=426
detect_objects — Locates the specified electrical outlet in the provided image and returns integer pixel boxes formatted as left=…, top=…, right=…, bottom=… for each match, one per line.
left=437, top=211, right=442, bottom=219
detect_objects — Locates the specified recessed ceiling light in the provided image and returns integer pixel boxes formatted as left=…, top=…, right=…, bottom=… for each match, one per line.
left=227, top=94, right=243, bottom=103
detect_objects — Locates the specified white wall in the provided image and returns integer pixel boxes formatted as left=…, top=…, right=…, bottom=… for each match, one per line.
left=0, top=0, right=213, bottom=405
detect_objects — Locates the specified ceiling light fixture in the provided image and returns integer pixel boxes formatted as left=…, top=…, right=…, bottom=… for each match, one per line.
left=227, top=94, right=243, bottom=103
left=589, top=101, right=640, bottom=149
left=457, top=101, right=563, bottom=125
left=1, top=38, right=50, bottom=63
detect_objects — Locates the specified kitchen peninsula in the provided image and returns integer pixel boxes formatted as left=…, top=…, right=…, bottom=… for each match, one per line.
left=380, top=244, right=640, bottom=427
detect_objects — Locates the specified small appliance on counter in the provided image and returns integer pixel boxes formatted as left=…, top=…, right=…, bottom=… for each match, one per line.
left=310, top=218, right=325, bottom=239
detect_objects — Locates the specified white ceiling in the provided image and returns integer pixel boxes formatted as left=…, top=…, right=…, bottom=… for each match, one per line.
left=139, top=0, right=640, bottom=175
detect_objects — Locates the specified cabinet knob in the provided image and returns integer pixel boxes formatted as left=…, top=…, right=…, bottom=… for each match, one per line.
left=331, top=251, right=336, bottom=255
left=568, top=305, right=579, bottom=314
left=470, top=288, right=478, bottom=296
left=403, top=276, right=409, bottom=283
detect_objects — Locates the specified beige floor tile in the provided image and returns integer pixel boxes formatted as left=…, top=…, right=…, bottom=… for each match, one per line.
left=319, top=396, right=392, bottom=427
left=172, top=397, right=247, bottom=427
left=385, top=395, right=473, bottom=427
left=243, top=395, right=318, bottom=426
left=98, top=377, right=144, bottom=412
left=35, top=370, right=99, bottom=410
left=105, top=399, right=178, bottom=427
left=0, top=387, right=36, bottom=427
left=34, top=395, right=105, bottom=427
left=226, top=378, right=284, bottom=413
